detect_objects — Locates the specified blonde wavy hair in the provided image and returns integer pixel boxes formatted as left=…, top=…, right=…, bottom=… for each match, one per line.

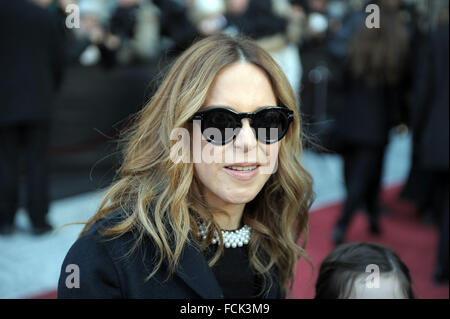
left=81, top=34, right=315, bottom=297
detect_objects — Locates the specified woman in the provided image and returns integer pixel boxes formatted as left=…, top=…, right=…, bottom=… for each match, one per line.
left=58, top=34, right=314, bottom=298
left=331, top=0, right=409, bottom=245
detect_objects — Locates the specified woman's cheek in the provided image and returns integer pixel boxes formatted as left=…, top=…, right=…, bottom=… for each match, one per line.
left=258, top=142, right=280, bottom=175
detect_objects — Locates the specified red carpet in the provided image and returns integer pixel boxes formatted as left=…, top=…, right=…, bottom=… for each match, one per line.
left=31, top=184, right=448, bottom=299
left=291, top=184, right=449, bottom=299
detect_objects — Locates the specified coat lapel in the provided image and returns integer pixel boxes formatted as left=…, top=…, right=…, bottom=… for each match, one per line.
left=174, top=239, right=224, bottom=299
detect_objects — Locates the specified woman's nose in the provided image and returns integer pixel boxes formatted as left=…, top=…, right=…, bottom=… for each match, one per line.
left=233, top=119, right=257, bottom=152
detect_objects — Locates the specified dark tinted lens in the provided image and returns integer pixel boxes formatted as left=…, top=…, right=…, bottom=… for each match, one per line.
left=254, top=109, right=288, bottom=143
left=202, top=109, right=239, bottom=144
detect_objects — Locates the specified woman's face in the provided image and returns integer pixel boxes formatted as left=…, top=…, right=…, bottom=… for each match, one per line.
left=193, top=62, right=280, bottom=208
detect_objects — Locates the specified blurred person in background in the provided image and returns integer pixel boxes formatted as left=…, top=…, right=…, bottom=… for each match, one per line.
left=70, top=0, right=121, bottom=68
left=405, top=4, right=448, bottom=284
left=108, top=0, right=160, bottom=65
left=331, top=0, right=410, bottom=245
left=223, top=0, right=305, bottom=102
left=0, top=0, right=65, bottom=235
left=294, top=0, right=332, bottom=139
left=326, top=1, right=367, bottom=63
left=188, top=0, right=227, bottom=36
left=301, top=0, right=329, bottom=41
left=66, top=0, right=160, bottom=67
left=399, top=7, right=441, bottom=225
left=153, top=0, right=204, bottom=57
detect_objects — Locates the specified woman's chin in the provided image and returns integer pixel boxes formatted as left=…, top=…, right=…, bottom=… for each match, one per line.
left=222, top=192, right=258, bottom=205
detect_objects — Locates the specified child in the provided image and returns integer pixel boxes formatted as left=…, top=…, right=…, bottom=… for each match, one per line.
left=315, top=242, right=414, bottom=299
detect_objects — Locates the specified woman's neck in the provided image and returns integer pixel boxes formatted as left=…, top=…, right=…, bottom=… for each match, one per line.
left=213, top=203, right=245, bottom=230
left=203, top=192, right=246, bottom=230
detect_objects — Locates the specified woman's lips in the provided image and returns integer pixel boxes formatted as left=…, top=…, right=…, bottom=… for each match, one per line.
left=223, top=164, right=260, bottom=180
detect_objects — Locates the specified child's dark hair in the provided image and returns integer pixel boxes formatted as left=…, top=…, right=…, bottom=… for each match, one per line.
left=315, top=242, right=414, bottom=299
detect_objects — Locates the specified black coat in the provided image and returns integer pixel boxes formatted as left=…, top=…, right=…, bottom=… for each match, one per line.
left=0, top=0, right=64, bottom=125
left=333, top=76, right=395, bottom=148
left=416, top=25, right=449, bottom=171
left=57, top=210, right=281, bottom=299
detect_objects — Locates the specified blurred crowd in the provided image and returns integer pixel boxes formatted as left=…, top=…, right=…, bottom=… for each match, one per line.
left=24, top=0, right=448, bottom=125
left=0, top=0, right=448, bottom=287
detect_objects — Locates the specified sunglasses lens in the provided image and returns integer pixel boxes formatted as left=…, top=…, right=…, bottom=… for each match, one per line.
left=202, top=109, right=238, bottom=144
left=255, top=109, right=289, bottom=143
left=196, top=107, right=292, bottom=145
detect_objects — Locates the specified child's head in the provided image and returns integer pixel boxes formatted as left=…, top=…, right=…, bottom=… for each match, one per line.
left=315, top=242, right=414, bottom=299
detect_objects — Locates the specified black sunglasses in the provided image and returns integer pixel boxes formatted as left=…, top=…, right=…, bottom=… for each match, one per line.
left=190, top=106, right=294, bottom=145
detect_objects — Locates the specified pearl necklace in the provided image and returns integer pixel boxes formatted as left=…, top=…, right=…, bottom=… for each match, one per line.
left=198, top=222, right=251, bottom=248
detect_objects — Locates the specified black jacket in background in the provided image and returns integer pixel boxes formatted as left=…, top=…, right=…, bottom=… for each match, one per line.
left=0, top=0, right=65, bottom=125
left=333, top=73, right=396, bottom=148
left=416, top=24, right=449, bottom=171
left=57, top=209, right=281, bottom=299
